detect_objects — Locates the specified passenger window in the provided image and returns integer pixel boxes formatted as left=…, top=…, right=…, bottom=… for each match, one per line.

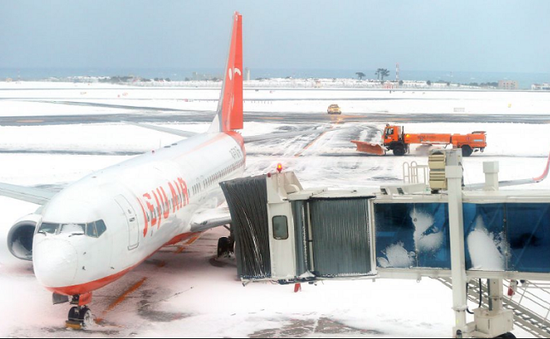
left=272, top=215, right=289, bottom=240
left=95, top=220, right=107, bottom=237
left=38, top=222, right=59, bottom=234
left=86, top=222, right=98, bottom=238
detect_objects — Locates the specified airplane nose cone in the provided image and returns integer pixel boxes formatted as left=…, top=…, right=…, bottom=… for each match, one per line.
left=33, top=237, right=78, bottom=288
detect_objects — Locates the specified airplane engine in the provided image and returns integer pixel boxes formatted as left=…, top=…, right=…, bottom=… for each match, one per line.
left=7, top=213, right=41, bottom=261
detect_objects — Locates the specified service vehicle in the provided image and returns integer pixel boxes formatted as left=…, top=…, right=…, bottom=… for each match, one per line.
left=327, top=104, right=342, bottom=114
left=352, top=124, right=487, bottom=156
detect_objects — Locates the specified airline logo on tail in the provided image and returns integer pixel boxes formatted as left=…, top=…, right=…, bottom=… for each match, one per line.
left=217, top=12, right=243, bottom=132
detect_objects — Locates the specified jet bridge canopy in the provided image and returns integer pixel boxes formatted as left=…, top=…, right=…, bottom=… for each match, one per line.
left=220, top=172, right=376, bottom=283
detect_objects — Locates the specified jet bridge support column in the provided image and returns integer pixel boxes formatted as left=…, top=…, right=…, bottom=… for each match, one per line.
left=469, top=161, right=514, bottom=338
left=446, top=150, right=468, bottom=337
left=483, top=161, right=499, bottom=191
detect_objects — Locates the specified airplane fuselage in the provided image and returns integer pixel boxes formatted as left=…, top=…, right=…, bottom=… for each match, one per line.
left=32, top=131, right=245, bottom=296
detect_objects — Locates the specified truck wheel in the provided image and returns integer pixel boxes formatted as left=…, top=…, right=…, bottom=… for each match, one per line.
left=461, top=145, right=473, bottom=157
left=393, top=145, right=406, bottom=156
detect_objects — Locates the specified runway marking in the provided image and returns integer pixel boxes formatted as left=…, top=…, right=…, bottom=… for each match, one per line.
left=175, top=234, right=202, bottom=254
left=294, top=116, right=344, bottom=157
left=95, top=277, right=148, bottom=323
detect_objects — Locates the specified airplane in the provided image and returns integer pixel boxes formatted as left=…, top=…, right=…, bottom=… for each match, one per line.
left=0, top=12, right=326, bottom=329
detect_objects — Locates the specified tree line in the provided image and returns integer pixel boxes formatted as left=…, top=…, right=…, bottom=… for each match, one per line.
left=355, top=68, right=390, bottom=81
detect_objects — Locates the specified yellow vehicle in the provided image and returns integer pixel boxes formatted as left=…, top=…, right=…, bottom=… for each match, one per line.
left=327, top=104, right=342, bottom=114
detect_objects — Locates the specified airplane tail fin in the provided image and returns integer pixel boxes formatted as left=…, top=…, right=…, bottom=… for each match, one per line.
left=208, top=12, right=243, bottom=133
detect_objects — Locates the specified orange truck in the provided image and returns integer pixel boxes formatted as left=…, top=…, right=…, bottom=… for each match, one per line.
left=351, top=124, right=487, bottom=156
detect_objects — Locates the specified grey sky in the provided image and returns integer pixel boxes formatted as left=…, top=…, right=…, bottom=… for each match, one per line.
left=1, top=0, right=549, bottom=73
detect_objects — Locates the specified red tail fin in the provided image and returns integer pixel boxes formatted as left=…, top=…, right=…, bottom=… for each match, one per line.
left=209, top=12, right=243, bottom=133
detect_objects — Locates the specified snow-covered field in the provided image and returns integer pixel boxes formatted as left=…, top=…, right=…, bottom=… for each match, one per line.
left=2, top=81, right=550, bottom=115
left=0, top=83, right=549, bottom=337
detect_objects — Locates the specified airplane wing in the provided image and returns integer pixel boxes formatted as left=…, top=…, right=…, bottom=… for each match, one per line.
left=129, top=123, right=199, bottom=138
left=0, top=182, right=55, bottom=205
left=243, top=128, right=328, bottom=143
left=465, top=151, right=550, bottom=190
left=190, top=206, right=232, bottom=233
left=131, top=122, right=331, bottom=143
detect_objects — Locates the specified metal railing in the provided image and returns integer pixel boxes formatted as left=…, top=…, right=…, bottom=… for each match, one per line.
left=403, top=161, right=428, bottom=184
left=436, top=278, right=550, bottom=338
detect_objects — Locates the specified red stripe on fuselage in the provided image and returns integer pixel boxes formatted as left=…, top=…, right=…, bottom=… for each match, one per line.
left=45, top=231, right=201, bottom=297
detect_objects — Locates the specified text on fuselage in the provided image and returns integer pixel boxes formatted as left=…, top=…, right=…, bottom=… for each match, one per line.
left=137, top=177, right=189, bottom=237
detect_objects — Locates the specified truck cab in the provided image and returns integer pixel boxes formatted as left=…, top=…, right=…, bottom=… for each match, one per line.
left=383, top=125, right=407, bottom=155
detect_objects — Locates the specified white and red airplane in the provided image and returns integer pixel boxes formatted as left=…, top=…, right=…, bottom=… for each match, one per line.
left=0, top=12, right=310, bottom=328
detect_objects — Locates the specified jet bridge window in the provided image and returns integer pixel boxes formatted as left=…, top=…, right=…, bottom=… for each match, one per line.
left=272, top=215, right=289, bottom=240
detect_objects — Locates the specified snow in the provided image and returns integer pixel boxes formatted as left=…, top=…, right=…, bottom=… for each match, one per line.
left=467, top=216, right=507, bottom=271
left=3, top=81, right=550, bottom=116
left=0, top=83, right=548, bottom=337
left=377, top=242, right=415, bottom=268
left=0, top=124, right=185, bottom=154
left=411, top=208, right=444, bottom=253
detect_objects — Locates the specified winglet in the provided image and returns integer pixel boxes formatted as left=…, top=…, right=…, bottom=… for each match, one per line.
left=209, top=12, right=243, bottom=133
left=465, top=150, right=550, bottom=190
left=534, top=151, right=550, bottom=183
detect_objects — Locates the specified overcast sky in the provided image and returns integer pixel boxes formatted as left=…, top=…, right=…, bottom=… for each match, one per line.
left=1, top=0, right=549, bottom=73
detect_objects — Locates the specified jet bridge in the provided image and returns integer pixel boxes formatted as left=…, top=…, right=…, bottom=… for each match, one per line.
left=220, top=150, right=550, bottom=338
left=220, top=173, right=376, bottom=283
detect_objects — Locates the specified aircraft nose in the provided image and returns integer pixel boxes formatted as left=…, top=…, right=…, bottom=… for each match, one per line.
left=33, top=237, right=78, bottom=288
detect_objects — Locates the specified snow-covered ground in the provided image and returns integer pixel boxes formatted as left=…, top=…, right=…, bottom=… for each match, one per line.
left=2, top=81, right=550, bottom=115
left=0, top=83, right=549, bottom=337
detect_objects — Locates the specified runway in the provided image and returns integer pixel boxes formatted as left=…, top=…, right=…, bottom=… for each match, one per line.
left=1, top=111, right=550, bottom=126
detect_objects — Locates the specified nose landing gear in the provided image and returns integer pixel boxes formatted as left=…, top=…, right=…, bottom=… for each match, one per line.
left=66, top=306, right=94, bottom=329
left=65, top=293, right=94, bottom=329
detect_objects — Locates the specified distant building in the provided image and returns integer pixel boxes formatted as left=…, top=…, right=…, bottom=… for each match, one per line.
left=498, top=80, right=519, bottom=90
left=531, top=83, right=550, bottom=90
left=245, top=68, right=250, bottom=81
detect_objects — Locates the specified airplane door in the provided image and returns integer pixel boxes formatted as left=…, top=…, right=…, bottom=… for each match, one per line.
left=114, top=195, right=139, bottom=250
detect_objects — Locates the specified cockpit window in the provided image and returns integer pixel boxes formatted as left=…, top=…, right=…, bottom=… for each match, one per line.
left=38, top=222, right=59, bottom=234
left=37, top=220, right=106, bottom=237
left=60, top=223, right=85, bottom=235
left=86, top=223, right=98, bottom=238
left=95, top=220, right=107, bottom=237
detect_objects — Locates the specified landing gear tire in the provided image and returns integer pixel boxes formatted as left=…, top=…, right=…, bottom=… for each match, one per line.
left=68, top=306, right=79, bottom=322
left=461, top=145, right=473, bottom=157
left=67, top=306, right=94, bottom=329
left=217, top=236, right=234, bottom=258
left=81, top=307, right=94, bottom=328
